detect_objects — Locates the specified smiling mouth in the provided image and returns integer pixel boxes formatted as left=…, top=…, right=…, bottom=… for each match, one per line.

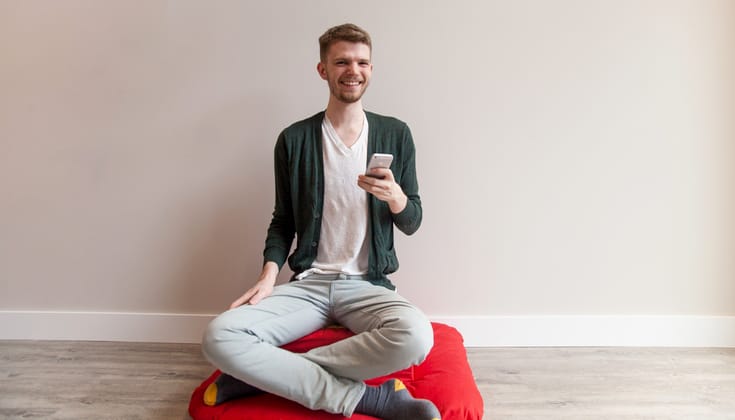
left=340, top=80, right=362, bottom=87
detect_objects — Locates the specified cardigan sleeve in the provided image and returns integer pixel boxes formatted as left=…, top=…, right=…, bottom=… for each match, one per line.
left=391, top=124, right=422, bottom=235
left=262, top=131, right=296, bottom=269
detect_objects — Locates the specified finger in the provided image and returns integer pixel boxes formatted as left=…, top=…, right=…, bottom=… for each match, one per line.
left=230, top=289, right=255, bottom=309
left=358, top=174, right=378, bottom=184
left=358, top=179, right=391, bottom=200
left=374, top=168, right=394, bottom=181
left=360, top=174, right=389, bottom=188
left=251, top=285, right=275, bottom=305
left=357, top=176, right=377, bottom=192
left=229, top=297, right=245, bottom=309
left=365, top=167, right=390, bottom=180
left=249, top=289, right=265, bottom=305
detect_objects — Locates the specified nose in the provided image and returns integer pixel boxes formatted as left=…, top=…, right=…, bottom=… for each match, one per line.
left=347, top=61, right=359, bottom=74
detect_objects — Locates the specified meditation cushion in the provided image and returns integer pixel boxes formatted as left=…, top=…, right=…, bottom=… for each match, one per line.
left=189, top=322, right=484, bottom=420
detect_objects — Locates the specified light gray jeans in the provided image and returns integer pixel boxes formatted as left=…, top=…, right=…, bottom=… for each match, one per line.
left=201, top=275, right=434, bottom=417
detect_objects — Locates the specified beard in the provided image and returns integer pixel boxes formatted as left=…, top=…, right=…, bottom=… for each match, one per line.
left=328, top=78, right=369, bottom=104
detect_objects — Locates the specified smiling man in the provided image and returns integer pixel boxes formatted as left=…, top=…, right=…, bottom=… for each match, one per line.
left=201, top=24, right=440, bottom=420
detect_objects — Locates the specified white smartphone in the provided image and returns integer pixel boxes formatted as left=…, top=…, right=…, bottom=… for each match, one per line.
left=366, top=153, right=393, bottom=178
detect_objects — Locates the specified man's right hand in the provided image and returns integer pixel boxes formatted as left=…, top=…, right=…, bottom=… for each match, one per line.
left=229, top=262, right=279, bottom=309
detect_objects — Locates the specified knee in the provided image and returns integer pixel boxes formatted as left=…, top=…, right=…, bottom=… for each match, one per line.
left=201, top=312, right=256, bottom=363
left=389, top=318, right=434, bottom=366
left=406, top=319, right=434, bottom=364
left=201, top=316, right=227, bottom=361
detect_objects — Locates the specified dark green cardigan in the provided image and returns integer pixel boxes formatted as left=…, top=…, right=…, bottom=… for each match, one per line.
left=262, top=111, right=422, bottom=290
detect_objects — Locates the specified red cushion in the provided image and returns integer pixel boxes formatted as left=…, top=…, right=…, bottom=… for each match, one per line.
left=189, top=322, right=484, bottom=420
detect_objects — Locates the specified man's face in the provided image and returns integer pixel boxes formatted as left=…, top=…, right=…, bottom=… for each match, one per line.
left=317, top=41, right=372, bottom=104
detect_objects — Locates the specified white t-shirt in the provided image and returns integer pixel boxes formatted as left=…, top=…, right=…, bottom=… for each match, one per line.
left=297, top=113, right=370, bottom=278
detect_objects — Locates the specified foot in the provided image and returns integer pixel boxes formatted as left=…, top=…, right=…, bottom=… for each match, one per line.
left=203, top=373, right=263, bottom=406
left=354, top=378, right=441, bottom=420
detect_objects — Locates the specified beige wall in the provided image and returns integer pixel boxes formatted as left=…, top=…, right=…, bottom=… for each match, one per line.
left=1, top=0, right=734, bottom=319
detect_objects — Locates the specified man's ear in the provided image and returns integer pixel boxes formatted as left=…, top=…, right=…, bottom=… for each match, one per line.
left=316, top=62, right=327, bottom=80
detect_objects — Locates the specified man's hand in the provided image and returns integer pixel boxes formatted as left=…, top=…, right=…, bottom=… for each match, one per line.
left=358, top=168, right=408, bottom=214
left=229, top=262, right=279, bottom=309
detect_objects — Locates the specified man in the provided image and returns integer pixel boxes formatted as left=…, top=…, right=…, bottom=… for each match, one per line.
left=202, top=23, right=440, bottom=420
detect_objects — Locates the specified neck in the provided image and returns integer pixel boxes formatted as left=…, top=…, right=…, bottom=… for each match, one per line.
left=325, top=97, right=364, bottom=130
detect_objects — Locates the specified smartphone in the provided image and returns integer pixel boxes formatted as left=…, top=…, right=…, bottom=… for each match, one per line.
left=366, top=153, right=393, bottom=178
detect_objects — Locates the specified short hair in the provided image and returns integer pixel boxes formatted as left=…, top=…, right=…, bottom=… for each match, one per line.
left=319, top=23, right=372, bottom=62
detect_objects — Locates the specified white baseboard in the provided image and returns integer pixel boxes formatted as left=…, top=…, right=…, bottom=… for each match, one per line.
left=0, top=311, right=214, bottom=343
left=433, top=315, right=735, bottom=347
left=1, top=311, right=734, bottom=347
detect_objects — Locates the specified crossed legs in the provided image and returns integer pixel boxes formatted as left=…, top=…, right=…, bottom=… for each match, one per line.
left=201, top=278, right=434, bottom=416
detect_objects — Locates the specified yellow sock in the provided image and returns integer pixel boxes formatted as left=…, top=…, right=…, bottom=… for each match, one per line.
left=203, top=383, right=218, bottom=406
left=202, top=373, right=263, bottom=406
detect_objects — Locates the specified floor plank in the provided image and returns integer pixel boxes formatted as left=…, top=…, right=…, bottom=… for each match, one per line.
left=467, top=347, right=735, bottom=420
left=1, top=341, right=734, bottom=419
left=0, top=341, right=211, bottom=420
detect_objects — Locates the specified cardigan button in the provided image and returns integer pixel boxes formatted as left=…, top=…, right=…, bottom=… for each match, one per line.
left=311, top=241, right=317, bottom=247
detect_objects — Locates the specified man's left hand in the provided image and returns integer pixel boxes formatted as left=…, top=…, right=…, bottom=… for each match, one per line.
left=357, top=168, right=408, bottom=214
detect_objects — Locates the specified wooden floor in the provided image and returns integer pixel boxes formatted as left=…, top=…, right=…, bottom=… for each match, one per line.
left=1, top=341, right=734, bottom=419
